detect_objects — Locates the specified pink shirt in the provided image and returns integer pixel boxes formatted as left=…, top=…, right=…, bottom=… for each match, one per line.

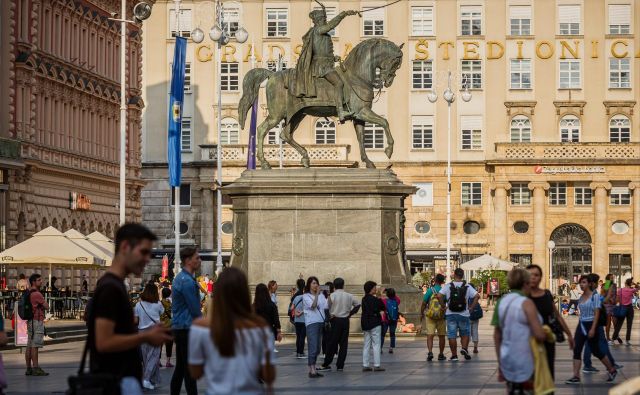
left=618, top=287, right=636, bottom=306
left=381, top=296, right=401, bottom=323
left=29, top=289, right=48, bottom=321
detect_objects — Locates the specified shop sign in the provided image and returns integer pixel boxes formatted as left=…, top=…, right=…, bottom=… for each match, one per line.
left=534, top=165, right=605, bottom=174
left=70, top=192, right=91, bottom=211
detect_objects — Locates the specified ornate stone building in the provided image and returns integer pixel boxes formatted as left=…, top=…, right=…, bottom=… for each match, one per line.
left=0, top=0, right=144, bottom=249
left=142, top=0, right=640, bottom=286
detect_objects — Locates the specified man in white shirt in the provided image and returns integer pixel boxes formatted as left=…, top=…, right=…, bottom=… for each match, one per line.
left=437, top=268, right=479, bottom=361
left=318, top=278, right=360, bottom=372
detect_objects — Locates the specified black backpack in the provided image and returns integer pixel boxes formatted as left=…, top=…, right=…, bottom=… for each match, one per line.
left=448, top=281, right=468, bottom=312
left=18, top=290, right=34, bottom=320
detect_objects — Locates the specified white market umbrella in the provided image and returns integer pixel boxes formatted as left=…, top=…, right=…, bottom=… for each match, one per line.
left=460, top=254, right=515, bottom=271
left=86, top=232, right=115, bottom=266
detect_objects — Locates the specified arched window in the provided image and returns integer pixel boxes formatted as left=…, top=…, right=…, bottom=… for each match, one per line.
left=609, top=115, right=630, bottom=143
left=220, top=118, right=239, bottom=145
left=510, top=115, right=531, bottom=142
left=315, top=119, right=336, bottom=144
left=267, top=121, right=284, bottom=145
left=559, top=115, right=580, bottom=142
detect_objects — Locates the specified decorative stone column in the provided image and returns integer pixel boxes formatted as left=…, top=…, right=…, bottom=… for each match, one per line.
left=590, top=181, right=612, bottom=276
left=491, top=182, right=511, bottom=260
left=629, top=182, right=640, bottom=278
left=528, top=182, right=550, bottom=286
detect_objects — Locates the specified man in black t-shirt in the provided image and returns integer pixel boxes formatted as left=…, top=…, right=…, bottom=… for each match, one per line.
left=88, top=223, right=172, bottom=394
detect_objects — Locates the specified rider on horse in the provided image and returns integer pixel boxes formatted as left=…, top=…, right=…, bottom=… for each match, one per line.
left=292, top=8, right=358, bottom=122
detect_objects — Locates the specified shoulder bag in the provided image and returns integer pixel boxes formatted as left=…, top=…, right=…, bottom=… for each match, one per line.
left=66, top=341, right=121, bottom=395
left=544, top=290, right=565, bottom=343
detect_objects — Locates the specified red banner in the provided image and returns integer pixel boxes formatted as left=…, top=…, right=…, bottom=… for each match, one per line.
left=161, top=254, right=169, bottom=279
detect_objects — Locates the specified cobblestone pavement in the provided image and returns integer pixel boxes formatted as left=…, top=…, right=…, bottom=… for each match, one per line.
left=2, top=315, right=638, bottom=394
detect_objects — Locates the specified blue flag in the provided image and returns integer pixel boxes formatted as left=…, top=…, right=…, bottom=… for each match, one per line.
left=168, top=37, right=187, bottom=187
left=246, top=99, right=259, bottom=170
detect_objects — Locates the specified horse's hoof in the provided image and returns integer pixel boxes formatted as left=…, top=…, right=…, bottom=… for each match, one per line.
left=365, top=161, right=376, bottom=169
left=301, top=158, right=310, bottom=168
left=384, top=146, right=393, bottom=159
left=261, top=161, right=272, bottom=170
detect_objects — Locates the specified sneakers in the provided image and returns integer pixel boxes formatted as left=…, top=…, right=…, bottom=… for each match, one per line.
left=460, top=349, right=471, bottom=360
left=336, top=368, right=344, bottom=372
left=316, top=366, right=331, bottom=372
left=614, top=363, right=624, bottom=369
left=373, top=367, right=386, bottom=372
left=437, top=353, right=446, bottom=361
left=582, top=366, right=599, bottom=374
left=607, top=370, right=618, bottom=383
left=31, top=367, right=49, bottom=376
left=308, top=372, right=323, bottom=378
left=607, top=340, right=615, bottom=346
left=362, top=367, right=373, bottom=372
left=25, top=367, right=33, bottom=376
left=625, top=341, right=632, bottom=346
left=449, top=355, right=459, bottom=362
left=565, top=376, right=581, bottom=385
left=142, top=380, right=155, bottom=390
left=296, top=353, right=307, bottom=359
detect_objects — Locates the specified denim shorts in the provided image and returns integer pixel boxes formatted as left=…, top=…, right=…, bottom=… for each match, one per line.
left=445, top=314, right=470, bottom=339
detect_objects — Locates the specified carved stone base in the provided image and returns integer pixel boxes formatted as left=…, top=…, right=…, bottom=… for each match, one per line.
left=223, top=168, right=423, bottom=331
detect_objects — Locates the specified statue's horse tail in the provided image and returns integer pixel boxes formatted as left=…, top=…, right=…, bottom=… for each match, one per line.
left=238, top=68, right=273, bottom=129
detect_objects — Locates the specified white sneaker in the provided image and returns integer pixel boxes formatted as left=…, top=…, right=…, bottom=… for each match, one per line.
left=142, top=380, right=155, bottom=390
left=625, top=341, right=632, bottom=346
left=273, top=348, right=279, bottom=353
left=607, top=340, right=615, bottom=346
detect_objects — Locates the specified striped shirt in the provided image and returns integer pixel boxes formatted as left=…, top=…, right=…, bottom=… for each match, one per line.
left=578, top=292, right=601, bottom=322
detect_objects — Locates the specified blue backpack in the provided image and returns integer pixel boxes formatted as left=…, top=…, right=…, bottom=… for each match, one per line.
left=469, top=297, right=483, bottom=321
left=386, top=298, right=399, bottom=321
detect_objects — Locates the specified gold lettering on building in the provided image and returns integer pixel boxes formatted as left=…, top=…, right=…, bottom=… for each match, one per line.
left=591, top=41, right=599, bottom=58
left=486, top=41, right=504, bottom=59
left=439, top=41, right=454, bottom=60
left=196, top=44, right=213, bottom=62
left=462, top=41, right=480, bottom=60
left=536, top=41, right=554, bottom=59
left=221, top=44, right=237, bottom=63
left=516, top=41, right=524, bottom=59
left=267, top=44, right=285, bottom=62
left=611, top=40, right=628, bottom=58
left=560, top=40, right=580, bottom=59
left=415, top=39, right=430, bottom=60
left=243, top=44, right=263, bottom=62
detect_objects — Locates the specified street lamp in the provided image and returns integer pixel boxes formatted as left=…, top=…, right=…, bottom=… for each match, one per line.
left=547, top=240, right=556, bottom=292
left=427, top=71, right=471, bottom=280
left=191, top=0, right=248, bottom=275
left=109, top=2, right=153, bottom=226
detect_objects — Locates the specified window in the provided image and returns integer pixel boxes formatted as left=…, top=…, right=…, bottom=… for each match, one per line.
left=415, top=221, right=431, bottom=234
left=363, top=123, right=384, bottom=149
left=266, top=8, right=288, bottom=37
left=559, top=60, right=581, bottom=89
left=181, top=117, right=192, bottom=152
left=560, top=115, right=580, bottom=142
left=267, top=122, right=283, bottom=144
left=609, top=115, right=631, bottom=142
left=509, top=5, right=532, bottom=35
left=461, top=182, right=482, bottom=205
left=412, top=6, right=434, bottom=36
left=313, top=6, right=337, bottom=36
left=170, top=184, right=191, bottom=206
left=363, top=8, right=385, bottom=36
left=265, top=60, right=287, bottom=72
left=574, top=183, right=592, bottom=205
left=315, top=119, right=336, bottom=144
left=510, top=115, right=532, bottom=142
left=549, top=182, right=567, bottom=205
left=461, top=116, right=482, bottom=150
left=222, top=6, right=240, bottom=37
left=184, top=62, right=191, bottom=92
left=460, top=6, right=482, bottom=36
left=609, top=58, right=630, bottom=88
left=169, top=9, right=192, bottom=38
left=511, top=254, right=533, bottom=267
left=510, top=59, right=531, bottom=89
left=610, top=183, right=631, bottom=205
left=221, top=118, right=239, bottom=144
left=609, top=4, right=630, bottom=34
left=558, top=5, right=580, bottom=35
left=513, top=221, right=530, bottom=234
left=412, top=60, right=433, bottom=89
left=412, top=183, right=433, bottom=206
left=461, top=60, right=482, bottom=89
left=221, top=62, right=239, bottom=91
left=412, top=116, right=433, bottom=149
left=510, top=182, right=531, bottom=205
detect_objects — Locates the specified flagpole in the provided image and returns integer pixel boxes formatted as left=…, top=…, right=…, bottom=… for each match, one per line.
left=119, top=0, right=126, bottom=225
left=215, top=0, right=224, bottom=275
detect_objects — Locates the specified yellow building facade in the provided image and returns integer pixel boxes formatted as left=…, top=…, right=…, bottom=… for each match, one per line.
left=142, top=0, right=640, bottom=286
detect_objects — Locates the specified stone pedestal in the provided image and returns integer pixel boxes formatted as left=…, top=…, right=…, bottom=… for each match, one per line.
left=223, top=168, right=422, bottom=330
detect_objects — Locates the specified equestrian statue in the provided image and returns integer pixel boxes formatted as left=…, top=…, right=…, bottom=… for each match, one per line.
left=238, top=6, right=404, bottom=169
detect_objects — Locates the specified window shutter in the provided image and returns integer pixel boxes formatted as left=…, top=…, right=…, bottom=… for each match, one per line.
left=364, top=7, right=384, bottom=20
left=510, top=5, right=531, bottom=19
left=558, top=5, right=580, bottom=23
left=170, top=9, right=192, bottom=32
left=461, top=115, right=482, bottom=130
left=461, top=5, right=482, bottom=14
left=413, top=115, right=434, bottom=126
left=609, top=4, right=630, bottom=25
left=611, top=186, right=630, bottom=195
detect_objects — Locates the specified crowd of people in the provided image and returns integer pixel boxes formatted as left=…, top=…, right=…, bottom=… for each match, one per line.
left=9, top=221, right=638, bottom=395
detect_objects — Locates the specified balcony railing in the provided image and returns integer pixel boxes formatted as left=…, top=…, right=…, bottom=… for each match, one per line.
left=493, top=142, right=640, bottom=163
left=199, top=144, right=352, bottom=165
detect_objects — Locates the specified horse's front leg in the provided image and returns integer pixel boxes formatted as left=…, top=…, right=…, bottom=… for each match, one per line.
left=357, top=107, right=394, bottom=159
left=353, top=120, right=375, bottom=169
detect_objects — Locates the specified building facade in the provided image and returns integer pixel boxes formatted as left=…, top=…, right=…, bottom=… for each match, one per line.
left=142, top=0, right=640, bottom=285
left=0, top=0, right=145, bottom=250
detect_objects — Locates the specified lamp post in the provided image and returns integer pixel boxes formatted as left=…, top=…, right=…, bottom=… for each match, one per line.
left=191, top=1, right=248, bottom=275
left=109, top=2, right=153, bottom=226
left=427, top=71, right=471, bottom=280
left=547, top=240, right=556, bottom=292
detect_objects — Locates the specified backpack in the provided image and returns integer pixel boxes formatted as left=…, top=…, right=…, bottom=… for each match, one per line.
left=469, top=297, right=483, bottom=321
left=425, top=288, right=444, bottom=320
left=448, top=281, right=468, bottom=313
left=18, top=290, right=33, bottom=320
left=288, top=297, right=302, bottom=324
left=386, top=298, right=399, bottom=321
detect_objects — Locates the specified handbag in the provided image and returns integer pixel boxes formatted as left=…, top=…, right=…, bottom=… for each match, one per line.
left=545, top=291, right=565, bottom=343
left=66, top=341, right=121, bottom=395
left=612, top=304, right=628, bottom=319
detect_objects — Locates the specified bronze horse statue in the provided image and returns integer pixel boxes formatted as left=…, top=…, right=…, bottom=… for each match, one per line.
left=238, top=38, right=404, bottom=169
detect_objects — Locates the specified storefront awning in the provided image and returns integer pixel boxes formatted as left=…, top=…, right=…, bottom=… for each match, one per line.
left=406, top=249, right=460, bottom=259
